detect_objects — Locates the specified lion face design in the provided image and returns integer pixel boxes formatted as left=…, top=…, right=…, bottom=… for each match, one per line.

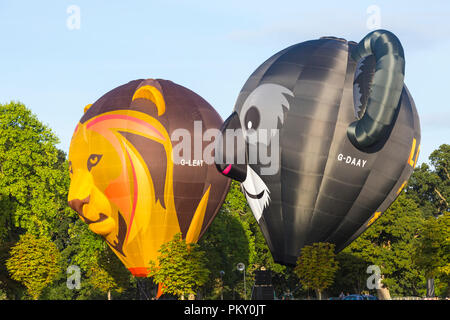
left=68, top=84, right=182, bottom=275
left=68, top=80, right=230, bottom=277
left=68, top=125, right=123, bottom=239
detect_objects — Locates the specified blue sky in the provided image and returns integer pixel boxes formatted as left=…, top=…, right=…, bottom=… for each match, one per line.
left=0, top=0, right=449, bottom=165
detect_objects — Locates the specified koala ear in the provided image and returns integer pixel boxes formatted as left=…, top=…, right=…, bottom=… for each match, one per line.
left=347, top=29, right=405, bottom=151
left=132, top=84, right=166, bottom=116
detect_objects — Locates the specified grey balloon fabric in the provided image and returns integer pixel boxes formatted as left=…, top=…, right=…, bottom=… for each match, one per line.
left=215, top=30, right=421, bottom=265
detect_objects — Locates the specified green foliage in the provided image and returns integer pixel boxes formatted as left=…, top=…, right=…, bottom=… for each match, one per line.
left=0, top=241, right=24, bottom=299
left=413, top=213, right=449, bottom=278
left=0, top=101, right=132, bottom=300
left=330, top=252, right=368, bottom=295
left=199, top=181, right=252, bottom=299
left=329, top=145, right=450, bottom=299
left=66, top=219, right=105, bottom=271
left=200, top=207, right=250, bottom=299
left=6, top=233, right=61, bottom=299
left=294, top=242, right=339, bottom=299
left=430, top=144, right=450, bottom=213
left=406, top=144, right=449, bottom=217
left=59, top=219, right=131, bottom=299
left=0, top=286, right=6, bottom=300
left=406, top=143, right=449, bottom=297
left=0, top=101, right=71, bottom=240
left=343, top=194, right=425, bottom=297
left=0, top=101, right=448, bottom=300
left=413, top=213, right=450, bottom=296
left=148, top=233, right=210, bottom=299
left=199, top=181, right=288, bottom=299
left=86, top=246, right=131, bottom=298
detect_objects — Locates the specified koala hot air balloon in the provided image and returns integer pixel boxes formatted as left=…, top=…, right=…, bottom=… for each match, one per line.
left=68, top=79, right=230, bottom=276
left=215, top=30, right=421, bottom=265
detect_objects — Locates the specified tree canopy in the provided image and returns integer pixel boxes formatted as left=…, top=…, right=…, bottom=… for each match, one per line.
left=6, top=233, right=61, bottom=299
left=294, top=242, right=339, bottom=300
left=341, top=193, right=425, bottom=297
left=148, top=233, right=210, bottom=299
left=0, top=102, right=71, bottom=240
left=0, top=102, right=133, bottom=300
left=0, top=101, right=448, bottom=300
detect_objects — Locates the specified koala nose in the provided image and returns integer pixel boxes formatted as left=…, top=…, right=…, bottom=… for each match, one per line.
left=68, top=196, right=90, bottom=215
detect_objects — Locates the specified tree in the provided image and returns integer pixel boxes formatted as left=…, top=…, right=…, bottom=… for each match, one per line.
left=199, top=181, right=252, bottom=299
left=429, top=144, right=450, bottom=214
left=148, top=233, right=210, bottom=299
left=0, top=284, right=6, bottom=300
left=335, top=145, right=449, bottom=299
left=294, top=242, right=339, bottom=300
left=199, top=181, right=290, bottom=299
left=0, top=102, right=137, bottom=300
left=330, top=252, right=369, bottom=296
left=61, top=219, right=131, bottom=300
left=405, top=143, right=449, bottom=297
left=6, top=233, right=61, bottom=299
left=413, top=212, right=450, bottom=297
left=343, top=193, right=425, bottom=298
left=406, top=144, right=449, bottom=218
left=0, top=101, right=70, bottom=240
left=86, top=246, right=131, bottom=300
left=199, top=207, right=251, bottom=299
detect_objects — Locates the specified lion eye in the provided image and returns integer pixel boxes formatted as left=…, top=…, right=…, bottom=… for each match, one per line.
left=87, top=154, right=103, bottom=171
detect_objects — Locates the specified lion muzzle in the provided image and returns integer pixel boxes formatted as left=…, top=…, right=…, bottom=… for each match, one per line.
left=68, top=196, right=90, bottom=215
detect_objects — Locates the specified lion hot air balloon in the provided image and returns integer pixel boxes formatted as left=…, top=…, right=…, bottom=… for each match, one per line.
left=68, top=79, right=230, bottom=276
left=215, top=30, right=421, bottom=265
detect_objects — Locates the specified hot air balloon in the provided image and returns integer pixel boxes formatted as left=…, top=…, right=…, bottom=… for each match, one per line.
left=68, top=78, right=230, bottom=277
left=215, top=30, right=421, bottom=265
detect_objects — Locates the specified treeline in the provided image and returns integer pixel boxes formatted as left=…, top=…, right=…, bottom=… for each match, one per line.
left=0, top=102, right=448, bottom=299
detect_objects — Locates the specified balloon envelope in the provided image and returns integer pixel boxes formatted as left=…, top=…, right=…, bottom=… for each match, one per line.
left=68, top=79, right=230, bottom=276
left=215, top=31, right=421, bottom=265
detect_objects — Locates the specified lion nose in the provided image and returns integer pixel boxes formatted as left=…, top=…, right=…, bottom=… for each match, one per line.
left=68, top=196, right=90, bottom=215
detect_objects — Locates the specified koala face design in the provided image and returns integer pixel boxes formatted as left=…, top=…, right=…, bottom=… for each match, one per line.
left=216, top=30, right=420, bottom=265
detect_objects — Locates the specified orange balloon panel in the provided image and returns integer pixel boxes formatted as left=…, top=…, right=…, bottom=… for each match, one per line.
left=68, top=79, right=230, bottom=276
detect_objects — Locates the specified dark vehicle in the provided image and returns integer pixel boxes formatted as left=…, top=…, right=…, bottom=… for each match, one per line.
left=343, top=294, right=378, bottom=300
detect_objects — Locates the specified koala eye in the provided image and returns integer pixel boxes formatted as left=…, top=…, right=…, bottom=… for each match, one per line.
left=238, top=83, right=294, bottom=144
left=244, top=106, right=260, bottom=130
left=87, top=154, right=103, bottom=171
